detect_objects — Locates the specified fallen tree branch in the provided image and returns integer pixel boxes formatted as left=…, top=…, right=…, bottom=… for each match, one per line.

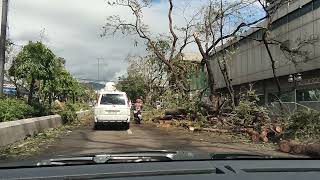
left=279, top=140, right=320, bottom=157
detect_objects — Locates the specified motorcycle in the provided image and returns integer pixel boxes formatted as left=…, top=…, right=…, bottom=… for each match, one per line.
left=133, top=110, right=142, bottom=124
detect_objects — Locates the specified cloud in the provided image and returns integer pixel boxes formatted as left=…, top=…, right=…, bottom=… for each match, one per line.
left=8, top=0, right=147, bottom=82
left=7, top=0, right=204, bottom=82
left=7, top=0, right=264, bottom=82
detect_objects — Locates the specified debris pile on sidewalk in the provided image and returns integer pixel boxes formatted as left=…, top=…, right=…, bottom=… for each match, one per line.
left=151, top=107, right=284, bottom=144
left=146, top=88, right=320, bottom=156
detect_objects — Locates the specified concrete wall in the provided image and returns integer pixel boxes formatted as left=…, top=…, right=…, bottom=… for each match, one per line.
left=211, top=0, right=320, bottom=89
left=0, top=110, right=90, bottom=147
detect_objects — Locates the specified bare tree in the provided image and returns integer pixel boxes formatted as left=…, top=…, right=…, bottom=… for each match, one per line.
left=251, top=0, right=318, bottom=97
left=102, top=0, right=199, bottom=93
left=193, top=0, right=266, bottom=109
left=126, top=54, right=167, bottom=101
left=193, top=0, right=317, bottom=109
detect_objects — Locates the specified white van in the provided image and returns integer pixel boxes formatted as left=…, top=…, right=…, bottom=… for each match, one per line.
left=94, top=84, right=131, bottom=129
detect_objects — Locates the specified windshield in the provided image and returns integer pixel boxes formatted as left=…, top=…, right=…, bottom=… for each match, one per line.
left=0, top=0, right=319, bottom=168
left=100, top=94, right=126, bottom=105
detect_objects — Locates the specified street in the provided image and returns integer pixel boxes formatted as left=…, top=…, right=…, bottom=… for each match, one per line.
left=28, top=121, right=294, bottom=160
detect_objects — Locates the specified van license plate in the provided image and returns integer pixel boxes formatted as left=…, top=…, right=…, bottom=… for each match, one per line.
left=105, top=110, right=120, bottom=114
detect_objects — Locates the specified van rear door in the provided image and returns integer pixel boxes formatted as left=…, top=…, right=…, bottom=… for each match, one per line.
left=98, top=93, right=129, bottom=116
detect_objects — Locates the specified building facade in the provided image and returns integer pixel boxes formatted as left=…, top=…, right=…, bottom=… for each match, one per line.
left=210, top=0, right=320, bottom=111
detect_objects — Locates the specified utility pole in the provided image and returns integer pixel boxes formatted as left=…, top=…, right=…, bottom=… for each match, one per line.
left=97, top=58, right=100, bottom=82
left=0, top=0, right=8, bottom=95
left=97, top=57, right=104, bottom=83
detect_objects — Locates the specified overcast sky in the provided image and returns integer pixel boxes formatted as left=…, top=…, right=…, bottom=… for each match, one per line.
left=7, top=0, right=263, bottom=83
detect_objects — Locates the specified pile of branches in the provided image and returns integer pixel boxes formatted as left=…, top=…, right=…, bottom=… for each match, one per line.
left=284, top=109, right=320, bottom=141
left=184, top=89, right=285, bottom=143
left=190, top=113, right=283, bottom=143
left=152, top=107, right=284, bottom=143
left=151, top=89, right=287, bottom=143
left=227, top=98, right=280, bottom=143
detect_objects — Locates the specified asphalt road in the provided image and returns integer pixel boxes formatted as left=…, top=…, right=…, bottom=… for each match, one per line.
left=31, top=122, right=293, bottom=160
left=0, top=121, right=300, bottom=167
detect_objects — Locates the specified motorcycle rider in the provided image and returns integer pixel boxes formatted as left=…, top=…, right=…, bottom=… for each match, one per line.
left=134, top=96, right=143, bottom=123
left=134, top=96, right=143, bottom=111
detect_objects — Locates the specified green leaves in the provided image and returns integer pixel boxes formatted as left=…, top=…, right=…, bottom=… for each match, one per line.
left=8, top=41, right=92, bottom=108
left=117, top=74, right=146, bottom=101
left=232, top=89, right=270, bottom=128
left=0, top=98, right=34, bottom=122
left=285, top=110, right=320, bottom=141
left=12, top=41, right=55, bottom=80
left=59, top=102, right=77, bottom=124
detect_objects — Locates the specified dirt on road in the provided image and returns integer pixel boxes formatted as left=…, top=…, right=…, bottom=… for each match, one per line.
left=22, top=121, right=294, bottom=161
left=0, top=121, right=300, bottom=166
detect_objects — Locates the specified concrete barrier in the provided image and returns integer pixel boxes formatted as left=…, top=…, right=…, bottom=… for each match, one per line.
left=0, top=110, right=90, bottom=147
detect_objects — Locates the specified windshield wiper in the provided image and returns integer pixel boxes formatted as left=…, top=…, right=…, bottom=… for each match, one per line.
left=210, top=153, right=274, bottom=160
left=37, top=151, right=176, bottom=166
left=36, top=151, right=276, bottom=166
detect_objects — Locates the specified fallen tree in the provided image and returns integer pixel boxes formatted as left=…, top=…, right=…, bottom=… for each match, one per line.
left=150, top=88, right=286, bottom=144
left=279, top=140, right=320, bottom=157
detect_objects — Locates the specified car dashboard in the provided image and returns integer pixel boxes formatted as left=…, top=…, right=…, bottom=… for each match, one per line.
left=1, top=159, right=320, bottom=179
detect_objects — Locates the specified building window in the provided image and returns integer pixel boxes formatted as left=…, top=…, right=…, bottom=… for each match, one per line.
left=314, top=0, right=320, bottom=9
left=271, top=0, right=318, bottom=31
left=271, top=16, right=287, bottom=30
left=287, top=9, right=300, bottom=22
left=268, top=91, right=294, bottom=103
left=300, top=2, right=313, bottom=16
left=257, top=94, right=265, bottom=105
left=297, top=88, right=320, bottom=102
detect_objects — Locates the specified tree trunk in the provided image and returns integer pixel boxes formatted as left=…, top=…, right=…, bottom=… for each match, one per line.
left=204, top=58, right=215, bottom=96
left=72, top=92, right=75, bottom=104
left=14, top=82, right=20, bottom=98
left=42, top=80, right=47, bottom=104
left=204, top=58, right=224, bottom=114
left=216, top=56, right=235, bottom=109
left=279, top=140, right=291, bottom=153
left=28, top=77, right=35, bottom=105
left=16, top=88, right=20, bottom=98
left=217, top=13, right=235, bottom=109
left=262, top=31, right=281, bottom=95
left=49, top=93, right=52, bottom=109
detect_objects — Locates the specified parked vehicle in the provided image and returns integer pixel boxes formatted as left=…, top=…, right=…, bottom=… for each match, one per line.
left=94, top=83, right=131, bottom=129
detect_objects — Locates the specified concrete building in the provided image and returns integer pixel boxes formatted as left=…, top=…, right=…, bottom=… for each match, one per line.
left=181, top=53, right=207, bottom=93
left=210, top=0, right=320, bottom=111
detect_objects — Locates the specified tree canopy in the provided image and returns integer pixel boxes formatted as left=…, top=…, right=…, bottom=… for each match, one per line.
left=8, top=41, right=93, bottom=108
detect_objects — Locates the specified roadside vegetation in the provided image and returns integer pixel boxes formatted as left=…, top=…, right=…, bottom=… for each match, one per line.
left=284, top=110, right=320, bottom=143
left=1, top=41, right=96, bottom=123
left=0, top=98, right=34, bottom=122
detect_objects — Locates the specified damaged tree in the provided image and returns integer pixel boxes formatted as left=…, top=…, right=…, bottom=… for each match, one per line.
left=193, top=0, right=268, bottom=109
left=102, top=0, right=199, bottom=94
left=122, top=52, right=168, bottom=102
left=193, top=0, right=318, bottom=110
